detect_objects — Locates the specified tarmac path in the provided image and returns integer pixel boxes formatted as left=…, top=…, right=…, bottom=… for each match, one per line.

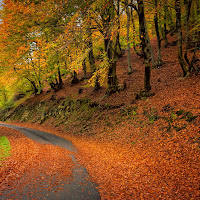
left=0, top=123, right=101, bottom=200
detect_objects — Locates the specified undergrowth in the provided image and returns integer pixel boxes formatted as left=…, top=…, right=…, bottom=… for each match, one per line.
left=0, top=98, right=199, bottom=140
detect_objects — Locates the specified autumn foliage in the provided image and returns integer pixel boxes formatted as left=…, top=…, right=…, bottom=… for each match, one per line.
left=0, top=0, right=200, bottom=199
left=0, top=32, right=199, bottom=199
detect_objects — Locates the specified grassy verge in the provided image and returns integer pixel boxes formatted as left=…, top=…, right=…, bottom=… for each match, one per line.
left=0, top=136, right=11, bottom=164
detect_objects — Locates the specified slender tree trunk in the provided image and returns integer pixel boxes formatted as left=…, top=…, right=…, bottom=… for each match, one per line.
left=29, top=54, right=43, bottom=93
left=94, top=76, right=101, bottom=90
left=88, top=45, right=95, bottom=73
left=168, top=9, right=174, bottom=32
left=196, top=0, right=200, bottom=45
left=58, top=67, right=63, bottom=90
left=191, top=41, right=198, bottom=70
left=115, top=0, right=122, bottom=57
left=104, top=37, right=112, bottom=59
left=163, top=5, right=169, bottom=47
left=175, top=0, right=189, bottom=77
left=14, top=66, right=39, bottom=95
left=25, top=77, right=38, bottom=94
left=162, top=0, right=174, bottom=34
left=87, top=18, right=100, bottom=89
left=196, top=0, right=200, bottom=50
left=88, top=21, right=95, bottom=73
left=126, top=0, right=133, bottom=74
left=154, top=0, right=163, bottom=67
left=184, top=0, right=196, bottom=72
left=82, top=59, right=87, bottom=79
left=37, top=53, right=43, bottom=93
left=137, top=0, right=151, bottom=92
left=165, top=4, right=175, bottom=34
left=131, top=6, right=143, bottom=57
left=191, top=0, right=200, bottom=68
left=145, top=22, right=156, bottom=68
left=32, top=82, right=39, bottom=94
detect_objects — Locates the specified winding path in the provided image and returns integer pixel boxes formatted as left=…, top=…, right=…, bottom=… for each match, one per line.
left=0, top=123, right=101, bottom=200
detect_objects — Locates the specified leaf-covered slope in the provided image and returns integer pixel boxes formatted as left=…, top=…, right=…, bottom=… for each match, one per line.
left=0, top=34, right=200, bottom=199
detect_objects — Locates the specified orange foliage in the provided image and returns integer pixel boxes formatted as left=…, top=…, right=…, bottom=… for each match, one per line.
left=8, top=33, right=199, bottom=199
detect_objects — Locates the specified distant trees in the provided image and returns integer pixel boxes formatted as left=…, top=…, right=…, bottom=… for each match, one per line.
left=175, top=0, right=199, bottom=76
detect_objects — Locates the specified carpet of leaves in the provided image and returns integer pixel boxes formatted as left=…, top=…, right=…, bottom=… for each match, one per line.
left=1, top=34, right=200, bottom=199
left=64, top=35, right=199, bottom=199
left=0, top=126, right=73, bottom=199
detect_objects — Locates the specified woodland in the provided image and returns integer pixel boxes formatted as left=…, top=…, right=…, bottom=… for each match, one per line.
left=0, top=0, right=199, bottom=100
left=0, top=0, right=200, bottom=199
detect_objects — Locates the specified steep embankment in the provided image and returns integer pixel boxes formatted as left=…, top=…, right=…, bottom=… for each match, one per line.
left=0, top=35, right=200, bottom=199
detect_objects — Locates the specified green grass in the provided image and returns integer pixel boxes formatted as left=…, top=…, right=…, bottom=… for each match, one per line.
left=0, top=136, right=12, bottom=163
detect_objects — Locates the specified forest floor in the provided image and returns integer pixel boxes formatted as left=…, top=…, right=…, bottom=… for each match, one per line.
left=0, top=34, right=200, bottom=199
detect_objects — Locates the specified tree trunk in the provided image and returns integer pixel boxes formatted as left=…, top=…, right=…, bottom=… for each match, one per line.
left=101, top=0, right=118, bottom=95
left=106, top=61, right=118, bottom=95
left=163, top=1, right=175, bottom=34
left=145, top=22, right=156, bottom=68
left=144, top=65, right=151, bottom=92
left=184, top=0, right=196, bottom=72
left=71, top=70, right=79, bottom=85
left=137, top=0, right=151, bottom=92
left=126, top=0, right=133, bottom=74
left=115, top=0, right=123, bottom=57
left=175, top=0, right=189, bottom=77
left=88, top=21, right=95, bottom=73
left=58, top=67, right=63, bottom=90
left=82, top=59, right=87, bottom=79
left=28, top=54, right=43, bottom=93
left=94, top=76, right=101, bottom=90
left=31, top=81, right=39, bottom=94
left=196, top=0, right=200, bottom=45
left=26, top=78, right=38, bottom=94
left=105, top=36, right=118, bottom=94
left=131, top=6, right=143, bottom=57
left=87, top=18, right=100, bottom=88
left=88, top=44, right=95, bottom=73
left=196, top=0, right=200, bottom=51
left=168, top=8, right=174, bottom=33
left=104, top=37, right=112, bottom=59
left=49, top=67, right=63, bottom=91
left=163, top=5, right=169, bottom=47
left=154, top=0, right=163, bottom=67
left=191, top=0, right=200, bottom=69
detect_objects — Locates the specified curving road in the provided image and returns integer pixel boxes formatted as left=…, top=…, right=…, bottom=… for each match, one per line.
left=0, top=123, right=101, bottom=200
